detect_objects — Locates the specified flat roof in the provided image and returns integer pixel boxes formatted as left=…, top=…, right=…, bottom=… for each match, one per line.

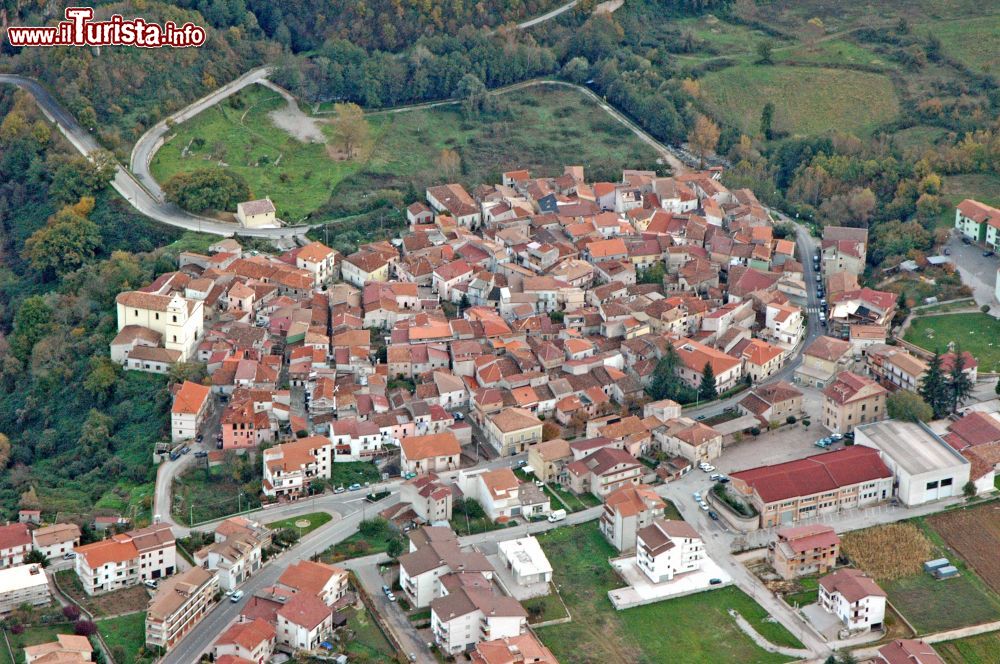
left=0, top=565, right=48, bottom=594
left=497, top=536, right=553, bottom=577
left=856, top=420, right=968, bottom=475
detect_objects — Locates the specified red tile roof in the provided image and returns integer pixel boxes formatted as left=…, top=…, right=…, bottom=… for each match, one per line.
left=731, top=446, right=892, bottom=503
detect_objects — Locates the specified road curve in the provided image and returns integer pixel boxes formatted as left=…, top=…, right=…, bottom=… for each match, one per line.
left=0, top=72, right=306, bottom=239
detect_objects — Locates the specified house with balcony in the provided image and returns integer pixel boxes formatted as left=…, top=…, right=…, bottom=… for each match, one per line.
left=193, top=517, right=271, bottom=592
left=819, top=568, right=886, bottom=633
left=75, top=524, right=175, bottom=595
left=144, top=566, right=218, bottom=651
left=600, top=484, right=667, bottom=552
left=431, top=587, right=527, bottom=655
left=398, top=527, right=493, bottom=609
left=636, top=519, right=705, bottom=583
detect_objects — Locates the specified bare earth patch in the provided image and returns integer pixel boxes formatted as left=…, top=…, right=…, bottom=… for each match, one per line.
left=268, top=100, right=325, bottom=143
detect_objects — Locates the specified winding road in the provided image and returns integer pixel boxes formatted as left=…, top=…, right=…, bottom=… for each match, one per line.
left=0, top=72, right=305, bottom=239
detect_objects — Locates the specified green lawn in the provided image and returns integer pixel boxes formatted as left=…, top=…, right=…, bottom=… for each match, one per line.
left=342, top=606, right=396, bottom=660
left=535, top=522, right=799, bottom=663
left=783, top=576, right=821, bottom=608
left=903, top=313, right=1000, bottom=373
left=882, top=571, right=1000, bottom=633
left=322, top=518, right=402, bottom=563
left=151, top=84, right=663, bottom=222
left=330, top=461, right=381, bottom=489
left=523, top=588, right=571, bottom=624
left=97, top=612, right=154, bottom=664
left=700, top=65, right=899, bottom=137
left=936, top=631, right=1000, bottom=664
left=931, top=15, right=1000, bottom=73
left=265, top=511, right=333, bottom=536
left=777, top=38, right=886, bottom=67
left=2, top=623, right=77, bottom=664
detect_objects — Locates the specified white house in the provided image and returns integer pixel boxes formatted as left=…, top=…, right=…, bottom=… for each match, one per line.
left=819, top=568, right=886, bottom=632
left=295, top=241, right=338, bottom=286
left=31, top=524, right=81, bottom=561
left=431, top=588, right=527, bottom=655
left=398, top=528, right=493, bottom=609
left=74, top=524, right=175, bottom=595
left=171, top=380, right=211, bottom=443
left=635, top=519, right=705, bottom=583
left=855, top=421, right=971, bottom=506
left=193, top=517, right=270, bottom=592
left=0, top=565, right=50, bottom=614
left=275, top=594, right=333, bottom=651
left=496, top=537, right=553, bottom=586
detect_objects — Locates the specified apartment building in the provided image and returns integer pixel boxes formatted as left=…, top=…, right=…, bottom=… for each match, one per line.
left=171, top=380, right=212, bottom=442
left=819, top=568, right=886, bottom=632
left=636, top=519, right=705, bottom=583
left=145, top=566, right=218, bottom=651
left=193, top=517, right=271, bottom=592
left=600, top=484, right=667, bottom=552
left=822, top=371, right=888, bottom=434
left=74, top=523, right=176, bottom=595
left=431, top=588, right=527, bottom=655
left=485, top=409, right=544, bottom=457
left=865, top=344, right=928, bottom=392
left=0, top=565, right=49, bottom=614
left=261, top=436, right=333, bottom=498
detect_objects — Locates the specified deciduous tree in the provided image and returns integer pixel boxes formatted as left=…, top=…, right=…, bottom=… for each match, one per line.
left=329, top=102, right=370, bottom=158
left=886, top=390, right=933, bottom=422
left=23, top=199, right=102, bottom=279
left=688, top=114, right=720, bottom=168
left=164, top=169, right=251, bottom=213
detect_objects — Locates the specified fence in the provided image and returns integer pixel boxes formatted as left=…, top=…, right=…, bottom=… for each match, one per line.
left=348, top=570, right=407, bottom=663
left=50, top=572, right=118, bottom=664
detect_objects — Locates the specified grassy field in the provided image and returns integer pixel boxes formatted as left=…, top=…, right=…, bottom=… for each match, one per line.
left=322, top=518, right=402, bottom=563
left=903, top=313, right=1000, bottom=373
left=1, top=623, right=79, bottom=664
left=534, top=522, right=799, bottom=663
left=266, top=511, right=333, bottom=536
left=928, top=503, right=1000, bottom=595
left=97, top=612, right=153, bottom=664
left=937, top=631, right=1000, bottom=663
left=172, top=464, right=262, bottom=526
left=330, top=461, right=381, bottom=488
left=150, top=84, right=351, bottom=221
left=932, top=15, right=1000, bottom=73
left=700, top=65, right=899, bottom=137
left=151, top=84, right=662, bottom=221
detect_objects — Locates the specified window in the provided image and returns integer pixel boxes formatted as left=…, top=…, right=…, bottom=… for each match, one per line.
left=941, top=478, right=953, bottom=487
left=926, top=480, right=939, bottom=490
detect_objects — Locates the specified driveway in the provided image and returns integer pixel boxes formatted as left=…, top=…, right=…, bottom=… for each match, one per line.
left=946, top=233, right=999, bottom=314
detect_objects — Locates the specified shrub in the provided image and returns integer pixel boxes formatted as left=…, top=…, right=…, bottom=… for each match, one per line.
left=62, top=604, right=81, bottom=621
left=982, top=305, right=991, bottom=313
left=74, top=619, right=98, bottom=636
left=786, top=415, right=797, bottom=424
left=749, top=427, right=761, bottom=436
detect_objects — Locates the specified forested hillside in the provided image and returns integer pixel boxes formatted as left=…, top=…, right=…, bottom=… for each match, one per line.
left=0, top=87, right=185, bottom=519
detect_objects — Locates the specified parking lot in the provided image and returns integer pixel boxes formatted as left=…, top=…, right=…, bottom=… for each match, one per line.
left=714, top=422, right=844, bottom=475
left=947, top=233, right=1000, bottom=313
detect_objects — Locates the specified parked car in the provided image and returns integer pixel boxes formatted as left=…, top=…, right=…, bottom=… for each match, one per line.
left=830, top=433, right=843, bottom=441
left=984, top=250, right=995, bottom=257
left=709, top=578, right=723, bottom=586
left=196, top=434, right=203, bottom=443
left=144, top=580, right=158, bottom=589
left=386, top=592, right=396, bottom=602
left=717, top=477, right=730, bottom=484
left=547, top=509, right=567, bottom=523
left=698, top=501, right=710, bottom=511
left=169, top=451, right=180, bottom=461
left=230, top=590, right=244, bottom=602
left=63, top=552, right=76, bottom=559
left=348, top=483, right=362, bottom=491
left=943, top=248, right=951, bottom=255
left=962, top=236, right=972, bottom=244
left=194, top=451, right=208, bottom=458
left=692, top=491, right=702, bottom=501
left=181, top=446, right=191, bottom=455
left=452, top=412, right=465, bottom=421
left=216, top=441, right=223, bottom=449
left=709, top=473, right=723, bottom=482
left=382, top=585, right=391, bottom=595
left=701, top=464, right=716, bottom=473
left=708, top=511, right=719, bottom=521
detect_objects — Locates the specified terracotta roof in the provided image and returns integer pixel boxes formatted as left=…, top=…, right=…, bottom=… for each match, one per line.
left=804, top=335, right=851, bottom=362
left=877, top=639, right=944, bottom=664
left=604, top=484, right=665, bottom=518
left=0, top=523, right=31, bottom=551
left=731, top=446, right=892, bottom=503
left=238, top=199, right=275, bottom=215
left=76, top=538, right=137, bottom=568
left=489, top=408, right=541, bottom=433
left=819, top=568, right=885, bottom=602
left=278, top=560, right=346, bottom=598
left=401, top=432, right=461, bottom=460
left=822, top=371, right=887, bottom=405
left=277, top=593, right=331, bottom=630
left=215, top=618, right=275, bottom=652
left=297, top=241, right=334, bottom=263
left=32, top=523, right=81, bottom=548
left=956, top=199, right=1000, bottom=226
left=171, top=380, right=211, bottom=415
left=471, top=633, right=558, bottom=664
left=776, top=524, right=839, bottom=553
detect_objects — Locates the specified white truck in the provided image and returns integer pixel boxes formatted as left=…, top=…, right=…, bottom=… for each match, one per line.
left=547, top=509, right=567, bottom=523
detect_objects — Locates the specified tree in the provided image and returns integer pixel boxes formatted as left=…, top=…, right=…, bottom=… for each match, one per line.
left=386, top=536, right=404, bottom=559
left=84, top=356, right=120, bottom=400
left=756, top=41, right=774, bottom=65
left=760, top=102, right=775, bottom=140
left=23, top=199, right=102, bottom=278
left=648, top=345, right=682, bottom=401
left=456, top=73, right=489, bottom=117
left=10, top=296, right=54, bottom=362
left=329, top=103, right=369, bottom=158
left=919, top=349, right=951, bottom=419
left=947, top=347, right=974, bottom=414
left=62, top=604, right=81, bottom=621
left=963, top=481, right=977, bottom=499
left=49, top=152, right=117, bottom=204
left=688, top=114, right=720, bottom=168
left=24, top=549, right=48, bottom=567
left=638, top=262, right=665, bottom=285
left=74, top=620, right=98, bottom=636
left=167, top=362, right=207, bottom=386
left=995, top=378, right=1000, bottom=396
left=0, top=434, right=10, bottom=469
left=163, top=169, right=251, bottom=213
left=561, top=56, right=591, bottom=84
left=887, top=391, right=933, bottom=422
left=698, top=362, right=717, bottom=401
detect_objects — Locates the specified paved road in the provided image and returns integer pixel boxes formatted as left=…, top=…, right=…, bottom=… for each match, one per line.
left=945, top=232, right=999, bottom=315
left=161, top=491, right=398, bottom=664
left=515, top=0, right=579, bottom=29
left=0, top=73, right=306, bottom=240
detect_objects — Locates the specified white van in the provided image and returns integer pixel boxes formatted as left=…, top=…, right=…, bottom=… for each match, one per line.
left=547, top=509, right=567, bottom=523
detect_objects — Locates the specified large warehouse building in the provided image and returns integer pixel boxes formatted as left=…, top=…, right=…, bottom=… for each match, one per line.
left=854, top=420, right=970, bottom=506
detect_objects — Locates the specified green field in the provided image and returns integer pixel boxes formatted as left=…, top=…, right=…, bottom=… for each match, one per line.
left=777, top=39, right=886, bottom=67
left=1, top=623, right=77, bottom=664
left=700, top=65, right=899, bottom=137
left=266, top=511, right=333, bottom=536
left=883, top=570, right=1000, bottom=633
left=150, top=84, right=351, bottom=221
left=342, top=606, right=396, bottom=660
left=904, top=313, right=1000, bottom=373
left=932, top=15, right=1000, bottom=73
left=97, top=612, right=154, bottom=664
left=937, top=631, right=1000, bottom=663
left=151, top=83, right=662, bottom=221
left=534, top=522, right=799, bottom=664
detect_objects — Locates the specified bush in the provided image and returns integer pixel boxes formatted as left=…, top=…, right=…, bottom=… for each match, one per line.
left=74, top=619, right=98, bottom=636
left=749, top=427, right=761, bottom=437
left=62, top=604, right=81, bottom=621
left=786, top=415, right=797, bottom=424
left=982, top=305, right=991, bottom=313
